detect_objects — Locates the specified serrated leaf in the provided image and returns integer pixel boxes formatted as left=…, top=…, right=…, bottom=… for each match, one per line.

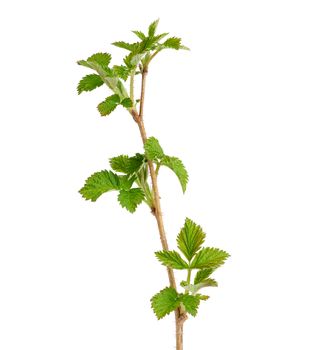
left=154, top=33, right=169, bottom=41
left=112, top=65, right=130, bottom=81
left=77, top=74, right=104, bottom=94
left=121, top=98, right=133, bottom=108
left=190, top=248, right=230, bottom=269
left=194, top=268, right=214, bottom=284
left=197, top=278, right=218, bottom=288
left=118, top=188, right=145, bottom=213
left=79, top=170, right=120, bottom=202
left=118, top=174, right=136, bottom=191
left=151, top=287, right=179, bottom=320
left=132, top=30, right=146, bottom=40
left=87, top=52, right=111, bottom=68
left=112, top=41, right=138, bottom=51
left=97, top=94, right=120, bottom=116
left=148, top=19, right=159, bottom=37
left=144, top=137, right=164, bottom=160
left=177, top=218, right=206, bottom=261
left=163, top=37, right=182, bottom=50
left=155, top=250, right=189, bottom=270
left=161, top=156, right=188, bottom=193
left=179, top=294, right=200, bottom=317
left=110, top=154, right=145, bottom=174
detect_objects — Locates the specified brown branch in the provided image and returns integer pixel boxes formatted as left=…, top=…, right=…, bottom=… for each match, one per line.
left=135, top=67, right=187, bottom=350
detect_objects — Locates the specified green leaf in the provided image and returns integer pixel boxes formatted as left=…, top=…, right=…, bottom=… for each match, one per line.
left=161, top=156, right=188, bottom=193
left=77, top=74, right=103, bottom=94
left=112, top=65, right=130, bottom=81
left=132, top=30, right=146, bottom=40
left=148, top=19, right=159, bottom=37
left=79, top=170, right=120, bottom=202
left=179, top=294, right=200, bottom=317
left=118, top=188, right=145, bottom=213
left=177, top=218, right=206, bottom=261
left=154, top=33, right=169, bottom=42
left=118, top=175, right=136, bottom=191
left=194, top=268, right=214, bottom=284
left=88, top=52, right=111, bottom=67
left=110, top=155, right=129, bottom=173
left=155, top=250, right=189, bottom=270
left=190, top=248, right=230, bottom=269
left=78, top=53, right=111, bottom=70
left=110, top=154, right=145, bottom=174
left=151, top=287, right=179, bottom=320
left=121, top=98, right=133, bottom=108
left=144, top=137, right=164, bottom=160
left=112, top=41, right=138, bottom=51
left=197, top=278, right=218, bottom=288
left=97, top=94, right=120, bottom=116
left=163, top=37, right=182, bottom=50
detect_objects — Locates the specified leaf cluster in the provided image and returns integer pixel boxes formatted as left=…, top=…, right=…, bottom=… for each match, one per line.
left=151, top=218, right=230, bottom=319
left=79, top=153, right=149, bottom=213
left=77, top=19, right=189, bottom=118
left=144, top=137, right=188, bottom=193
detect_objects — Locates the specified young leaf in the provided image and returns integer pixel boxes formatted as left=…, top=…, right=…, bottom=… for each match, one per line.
left=144, top=137, right=164, bottom=160
left=79, top=170, right=120, bottom=202
left=177, top=218, right=206, bottom=261
left=97, top=94, right=120, bottom=116
left=194, top=268, right=214, bottom=285
left=163, top=37, right=182, bottom=50
left=132, top=30, right=146, bottom=40
left=155, top=250, right=189, bottom=270
left=88, top=53, right=112, bottom=67
left=121, top=98, right=133, bottom=108
left=179, top=294, right=200, bottom=317
left=161, top=156, right=188, bottom=192
left=148, top=19, right=159, bottom=37
left=112, top=41, right=138, bottom=51
left=77, top=74, right=103, bottom=94
left=110, top=154, right=145, bottom=174
left=197, top=278, right=218, bottom=288
left=118, top=175, right=136, bottom=191
left=151, top=287, right=180, bottom=320
left=112, top=65, right=130, bottom=81
left=78, top=53, right=111, bottom=70
left=190, top=248, right=230, bottom=269
left=118, top=188, right=145, bottom=213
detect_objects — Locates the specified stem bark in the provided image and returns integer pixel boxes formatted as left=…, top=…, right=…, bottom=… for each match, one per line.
left=134, top=68, right=187, bottom=350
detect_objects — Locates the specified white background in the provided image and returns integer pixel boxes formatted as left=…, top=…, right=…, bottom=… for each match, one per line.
left=0, top=1, right=312, bottom=349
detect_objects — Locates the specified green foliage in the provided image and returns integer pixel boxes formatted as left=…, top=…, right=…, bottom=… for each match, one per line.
left=177, top=218, right=206, bottom=261
left=109, top=154, right=145, bottom=174
left=148, top=19, right=159, bottom=37
left=190, top=247, right=230, bottom=269
left=97, top=94, right=121, bottom=116
left=132, top=30, right=146, bottom=40
left=194, top=268, right=214, bottom=284
left=79, top=170, right=120, bottom=202
left=144, top=137, right=164, bottom=160
left=77, top=74, right=103, bottom=94
left=112, top=41, right=138, bottom=51
left=144, top=137, right=188, bottom=192
left=155, top=250, right=188, bottom=269
left=118, top=188, right=145, bottom=213
left=180, top=294, right=201, bottom=316
left=163, top=37, right=182, bottom=50
left=112, top=65, right=130, bottom=81
left=151, top=287, right=180, bottom=320
left=121, top=98, right=133, bottom=108
left=151, top=287, right=204, bottom=319
left=161, top=156, right=188, bottom=193
left=78, top=52, right=112, bottom=70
